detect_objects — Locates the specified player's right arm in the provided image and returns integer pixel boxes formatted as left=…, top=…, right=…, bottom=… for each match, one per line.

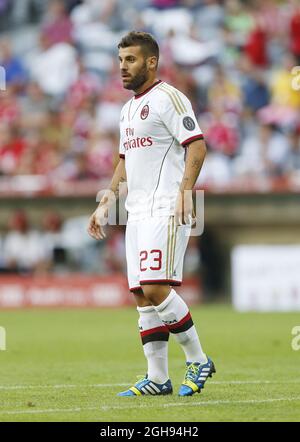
left=87, top=158, right=126, bottom=240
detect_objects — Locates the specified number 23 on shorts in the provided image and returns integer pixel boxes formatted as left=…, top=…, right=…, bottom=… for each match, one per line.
left=140, top=250, right=162, bottom=271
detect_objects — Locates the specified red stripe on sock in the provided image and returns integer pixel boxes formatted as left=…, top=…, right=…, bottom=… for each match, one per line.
left=166, top=312, right=192, bottom=331
left=140, top=325, right=169, bottom=337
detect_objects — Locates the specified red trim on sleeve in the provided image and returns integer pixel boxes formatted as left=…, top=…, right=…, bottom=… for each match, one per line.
left=181, top=134, right=204, bottom=147
left=119, top=154, right=125, bottom=159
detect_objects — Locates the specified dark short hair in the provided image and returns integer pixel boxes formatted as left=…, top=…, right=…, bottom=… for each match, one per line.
left=118, top=31, right=159, bottom=62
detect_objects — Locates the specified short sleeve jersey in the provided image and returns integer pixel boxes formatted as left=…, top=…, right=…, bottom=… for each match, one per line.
left=119, top=80, right=203, bottom=221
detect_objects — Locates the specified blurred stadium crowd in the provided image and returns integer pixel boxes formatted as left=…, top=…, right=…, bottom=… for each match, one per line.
left=1, top=0, right=300, bottom=183
left=0, top=0, right=299, bottom=280
left=0, top=209, right=127, bottom=275
left=0, top=209, right=202, bottom=281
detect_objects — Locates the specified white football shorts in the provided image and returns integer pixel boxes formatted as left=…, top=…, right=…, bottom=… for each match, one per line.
left=125, top=216, right=191, bottom=292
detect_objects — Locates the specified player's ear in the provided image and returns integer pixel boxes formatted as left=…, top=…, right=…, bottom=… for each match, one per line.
left=147, top=56, right=158, bottom=71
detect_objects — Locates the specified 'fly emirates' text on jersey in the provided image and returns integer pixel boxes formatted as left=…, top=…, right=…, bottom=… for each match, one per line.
left=119, top=80, right=203, bottom=221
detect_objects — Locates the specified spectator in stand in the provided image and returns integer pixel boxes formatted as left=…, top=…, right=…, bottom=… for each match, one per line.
left=196, top=146, right=232, bottom=187
left=151, top=0, right=179, bottom=9
left=0, top=0, right=12, bottom=31
left=18, top=129, right=61, bottom=175
left=66, top=56, right=102, bottom=111
left=20, top=81, right=50, bottom=131
left=29, top=33, right=78, bottom=96
left=207, top=65, right=242, bottom=114
left=285, top=129, right=300, bottom=175
left=238, top=55, right=270, bottom=114
left=65, top=96, right=95, bottom=154
left=0, top=124, right=27, bottom=176
left=42, top=109, right=72, bottom=155
left=183, top=235, right=201, bottom=277
left=202, top=105, right=240, bottom=157
left=258, top=54, right=300, bottom=128
left=290, top=1, right=300, bottom=64
left=42, top=211, right=67, bottom=272
left=252, top=0, right=289, bottom=40
left=233, top=123, right=291, bottom=178
left=67, top=151, right=99, bottom=180
left=224, top=0, right=254, bottom=49
left=194, top=0, right=224, bottom=41
left=71, top=0, right=123, bottom=43
left=2, top=210, right=48, bottom=274
left=41, top=0, right=74, bottom=47
left=103, top=225, right=126, bottom=274
left=0, top=38, right=27, bottom=91
left=243, top=22, right=268, bottom=68
left=0, top=87, right=20, bottom=125
left=270, top=54, right=300, bottom=110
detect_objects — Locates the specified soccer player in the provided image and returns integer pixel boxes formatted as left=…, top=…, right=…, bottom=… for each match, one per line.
left=88, top=31, right=215, bottom=397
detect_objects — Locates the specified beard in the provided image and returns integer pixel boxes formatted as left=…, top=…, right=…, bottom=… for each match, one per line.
left=123, top=62, right=149, bottom=91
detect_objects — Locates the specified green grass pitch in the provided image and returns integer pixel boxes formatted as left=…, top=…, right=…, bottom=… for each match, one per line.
left=0, top=305, right=299, bottom=422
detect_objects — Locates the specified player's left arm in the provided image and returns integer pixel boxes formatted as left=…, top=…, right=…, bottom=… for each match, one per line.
left=157, top=87, right=206, bottom=224
left=175, top=139, right=207, bottom=225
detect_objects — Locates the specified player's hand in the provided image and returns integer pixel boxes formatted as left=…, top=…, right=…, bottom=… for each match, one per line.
left=87, top=201, right=109, bottom=240
left=174, top=190, right=196, bottom=226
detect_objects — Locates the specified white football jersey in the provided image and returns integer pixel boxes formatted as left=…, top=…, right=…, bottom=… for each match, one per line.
left=119, top=80, right=203, bottom=221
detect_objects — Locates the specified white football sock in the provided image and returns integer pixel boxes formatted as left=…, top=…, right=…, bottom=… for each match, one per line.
left=137, top=305, right=169, bottom=384
left=154, top=289, right=207, bottom=364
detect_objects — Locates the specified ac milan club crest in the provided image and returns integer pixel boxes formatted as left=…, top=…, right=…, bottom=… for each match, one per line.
left=140, top=105, right=149, bottom=120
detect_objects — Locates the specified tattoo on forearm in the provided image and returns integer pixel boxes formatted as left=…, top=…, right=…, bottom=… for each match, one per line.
left=114, top=176, right=126, bottom=198
left=191, top=158, right=202, bottom=169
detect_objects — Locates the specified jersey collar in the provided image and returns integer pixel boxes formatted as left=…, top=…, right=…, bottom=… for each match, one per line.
left=134, top=80, right=162, bottom=99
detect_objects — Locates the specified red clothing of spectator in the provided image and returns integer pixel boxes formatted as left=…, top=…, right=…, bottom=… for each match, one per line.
left=41, top=16, right=73, bottom=46
left=206, top=122, right=239, bottom=157
left=244, top=27, right=268, bottom=67
left=290, top=10, right=300, bottom=57
left=151, top=0, right=178, bottom=8
left=0, top=138, right=27, bottom=174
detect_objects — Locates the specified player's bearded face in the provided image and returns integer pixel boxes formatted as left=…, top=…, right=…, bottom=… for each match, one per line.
left=119, top=47, right=150, bottom=91
left=123, top=60, right=148, bottom=91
